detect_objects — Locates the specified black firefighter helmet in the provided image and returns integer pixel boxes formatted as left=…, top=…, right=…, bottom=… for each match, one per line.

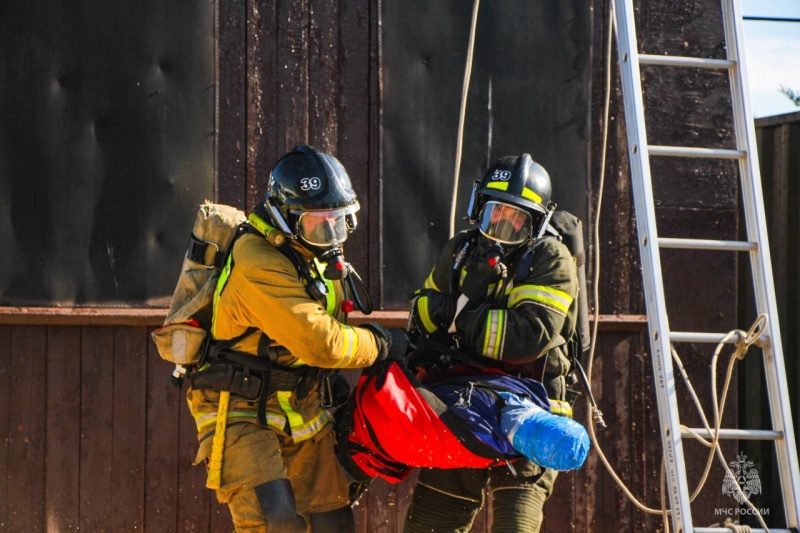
left=265, top=144, right=359, bottom=249
left=466, top=153, right=552, bottom=245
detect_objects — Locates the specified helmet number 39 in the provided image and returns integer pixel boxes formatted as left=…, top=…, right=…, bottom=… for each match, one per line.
left=300, top=177, right=322, bottom=191
left=491, top=170, right=511, bottom=181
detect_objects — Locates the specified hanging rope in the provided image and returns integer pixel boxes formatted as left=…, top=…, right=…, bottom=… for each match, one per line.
left=583, top=1, right=666, bottom=517
left=449, top=0, right=481, bottom=238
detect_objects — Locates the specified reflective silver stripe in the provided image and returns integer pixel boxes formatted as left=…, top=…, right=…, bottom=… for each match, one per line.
left=508, top=285, right=573, bottom=315
left=335, top=325, right=358, bottom=368
left=483, top=309, right=505, bottom=360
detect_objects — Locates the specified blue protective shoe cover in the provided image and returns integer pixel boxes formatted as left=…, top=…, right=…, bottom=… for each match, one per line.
left=498, top=392, right=590, bottom=471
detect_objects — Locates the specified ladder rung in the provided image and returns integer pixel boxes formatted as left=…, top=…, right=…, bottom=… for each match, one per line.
left=670, top=331, right=742, bottom=344
left=658, top=237, right=757, bottom=252
left=648, top=145, right=747, bottom=159
left=681, top=428, right=783, bottom=441
left=639, top=54, right=736, bottom=69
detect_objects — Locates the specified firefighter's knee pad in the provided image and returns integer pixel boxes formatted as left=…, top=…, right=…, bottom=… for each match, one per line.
left=404, top=482, right=483, bottom=533
left=309, top=505, right=355, bottom=533
left=254, top=479, right=307, bottom=533
left=491, top=486, right=548, bottom=533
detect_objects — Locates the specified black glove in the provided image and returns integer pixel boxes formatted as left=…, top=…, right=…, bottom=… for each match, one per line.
left=411, top=289, right=456, bottom=333
left=460, top=249, right=505, bottom=300
left=362, top=323, right=410, bottom=362
left=455, top=302, right=491, bottom=350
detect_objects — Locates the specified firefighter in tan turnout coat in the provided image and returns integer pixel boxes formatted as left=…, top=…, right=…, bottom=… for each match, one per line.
left=188, top=145, right=408, bottom=532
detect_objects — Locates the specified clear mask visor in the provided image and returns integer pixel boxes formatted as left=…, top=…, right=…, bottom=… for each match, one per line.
left=295, top=204, right=359, bottom=247
left=478, top=201, right=533, bottom=245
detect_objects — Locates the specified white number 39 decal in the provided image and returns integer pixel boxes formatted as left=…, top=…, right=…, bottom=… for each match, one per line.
left=300, top=177, right=322, bottom=190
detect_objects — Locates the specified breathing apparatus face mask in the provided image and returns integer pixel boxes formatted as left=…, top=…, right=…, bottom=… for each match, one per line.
left=478, top=201, right=535, bottom=245
left=290, top=206, right=357, bottom=281
left=294, top=206, right=358, bottom=248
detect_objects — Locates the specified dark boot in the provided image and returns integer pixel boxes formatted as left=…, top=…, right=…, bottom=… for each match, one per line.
left=254, top=479, right=307, bottom=533
left=404, top=481, right=482, bottom=533
left=309, top=505, right=355, bottom=533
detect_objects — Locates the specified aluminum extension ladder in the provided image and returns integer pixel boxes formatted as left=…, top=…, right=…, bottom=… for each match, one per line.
left=612, top=0, right=800, bottom=531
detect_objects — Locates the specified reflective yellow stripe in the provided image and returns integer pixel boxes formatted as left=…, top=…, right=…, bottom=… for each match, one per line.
left=508, top=285, right=573, bottom=315
left=549, top=399, right=573, bottom=418
left=335, top=325, right=358, bottom=368
left=482, top=309, right=504, bottom=360
left=422, top=272, right=440, bottom=291
left=417, top=296, right=438, bottom=333
left=277, top=391, right=304, bottom=429
left=486, top=181, right=509, bottom=191
left=247, top=212, right=272, bottom=234
left=522, top=187, right=542, bottom=204
left=313, top=258, right=337, bottom=314
left=211, top=254, right=234, bottom=338
left=195, top=408, right=331, bottom=443
left=323, top=277, right=336, bottom=314
left=282, top=410, right=332, bottom=442
left=195, top=409, right=259, bottom=433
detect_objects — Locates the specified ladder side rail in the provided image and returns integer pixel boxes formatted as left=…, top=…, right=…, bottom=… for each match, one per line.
left=724, top=0, right=800, bottom=524
left=613, top=1, right=694, bottom=530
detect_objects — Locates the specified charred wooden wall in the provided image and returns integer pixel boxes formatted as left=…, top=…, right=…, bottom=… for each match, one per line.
left=1, top=0, right=780, bottom=531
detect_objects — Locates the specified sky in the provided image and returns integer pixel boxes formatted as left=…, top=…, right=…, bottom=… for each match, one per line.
left=741, top=0, right=800, bottom=118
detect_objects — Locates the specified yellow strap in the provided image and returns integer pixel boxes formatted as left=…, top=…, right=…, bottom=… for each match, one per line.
left=206, top=390, right=230, bottom=489
left=549, top=398, right=573, bottom=419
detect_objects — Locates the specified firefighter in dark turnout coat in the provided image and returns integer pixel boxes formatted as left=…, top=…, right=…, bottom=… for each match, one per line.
left=403, top=154, right=579, bottom=533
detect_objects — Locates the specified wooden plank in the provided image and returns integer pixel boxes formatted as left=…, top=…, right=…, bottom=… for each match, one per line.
left=276, top=0, right=309, bottom=151
left=217, top=0, right=248, bottom=208
left=308, top=0, right=339, bottom=150
left=0, top=307, right=166, bottom=326
left=7, top=325, right=47, bottom=531
left=367, top=0, right=383, bottom=307
left=145, top=331, right=182, bottom=532
left=470, top=489, right=489, bottom=532
left=248, top=0, right=280, bottom=207
left=176, top=369, right=214, bottom=531
left=111, top=327, right=147, bottom=531
left=79, top=326, right=115, bottom=531
left=0, top=326, right=10, bottom=528
left=337, top=0, right=373, bottom=281
left=598, top=333, right=637, bottom=531
left=365, top=477, right=392, bottom=532
left=394, top=470, right=417, bottom=532
left=44, top=326, right=81, bottom=531
left=544, top=471, right=573, bottom=532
